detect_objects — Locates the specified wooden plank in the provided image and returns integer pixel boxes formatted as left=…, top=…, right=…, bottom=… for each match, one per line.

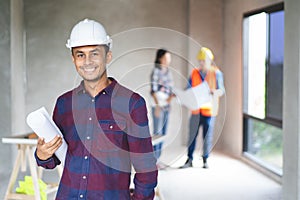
left=4, top=147, right=22, bottom=200
left=2, top=133, right=38, bottom=145
left=27, top=146, right=41, bottom=200
left=6, top=193, right=35, bottom=200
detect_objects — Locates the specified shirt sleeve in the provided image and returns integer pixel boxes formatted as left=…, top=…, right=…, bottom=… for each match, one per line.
left=168, top=70, right=174, bottom=94
left=150, top=68, right=160, bottom=94
left=34, top=99, right=62, bottom=169
left=216, top=70, right=225, bottom=94
left=186, top=75, right=192, bottom=89
left=127, top=95, right=158, bottom=200
left=35, top=151, right=61, bottom=169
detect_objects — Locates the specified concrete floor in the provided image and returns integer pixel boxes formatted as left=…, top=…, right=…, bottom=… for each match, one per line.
left=156, top=152, right=282, bottom=200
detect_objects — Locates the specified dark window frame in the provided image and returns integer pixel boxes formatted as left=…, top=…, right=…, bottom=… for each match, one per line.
left=242, top=2, right=284, bottom=171
left=244, top=2, right=284, bottom=18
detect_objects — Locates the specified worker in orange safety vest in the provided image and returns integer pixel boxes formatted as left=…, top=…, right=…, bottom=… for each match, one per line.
left=180, top=47, right=225, bottom=169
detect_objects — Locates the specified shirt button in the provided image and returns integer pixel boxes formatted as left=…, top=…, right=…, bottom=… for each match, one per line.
left=87, top=136, right=91, bottom=140
left=102, top=91, right=106, bottom=94
left=109, top=125, right=113, bottom=129
left=83, top=175, right=87, bottom=179
left=84, top=156, right=88, bottom=160
left=88, top=117, right=92, bottom=121
left=92, top=99, right=95, bottom=102
left=79, top=194, right=83, bottom=198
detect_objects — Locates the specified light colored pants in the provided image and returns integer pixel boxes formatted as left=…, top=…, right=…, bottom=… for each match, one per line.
left=152, top=107, right=169, bottom=159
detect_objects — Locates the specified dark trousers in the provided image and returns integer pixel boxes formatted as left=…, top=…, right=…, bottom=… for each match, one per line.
left=187, top=114, right=215, bottom=160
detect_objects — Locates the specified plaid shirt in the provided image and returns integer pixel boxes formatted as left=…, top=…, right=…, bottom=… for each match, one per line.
left=150, top=66, right=173, bottom=96
left=35, top=78, right=158, bottom=200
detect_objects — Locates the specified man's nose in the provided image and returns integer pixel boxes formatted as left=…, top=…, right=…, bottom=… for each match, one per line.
left=84, top=55, right=92, bottom=65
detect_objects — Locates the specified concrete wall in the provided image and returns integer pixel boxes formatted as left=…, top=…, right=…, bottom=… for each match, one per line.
left=0, top=0, right=12, bottom=196
left=189, top=0, right=223, bottom=67
left=216, top=0, right=283, bottom=157
left=283, top=0, right=300, bottom=198
left=11, top=0, right=26, bottom=135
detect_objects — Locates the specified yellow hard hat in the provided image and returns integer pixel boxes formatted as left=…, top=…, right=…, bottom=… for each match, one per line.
left=197, top=47, right=214, bottom=61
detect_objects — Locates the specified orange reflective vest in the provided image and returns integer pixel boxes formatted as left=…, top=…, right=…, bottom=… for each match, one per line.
left=191, top=68, right=218, bottom=116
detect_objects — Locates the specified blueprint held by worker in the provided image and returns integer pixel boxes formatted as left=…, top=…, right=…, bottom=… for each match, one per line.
left=173, top=82, right=212, bottom=110
left=26, top=107, right=68, bottom=165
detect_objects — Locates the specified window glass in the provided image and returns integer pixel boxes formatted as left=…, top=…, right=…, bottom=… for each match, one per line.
left=243, top=13, right=267, bottom=119
left=266, top=10, right=284, bottom=121
left=245, top=118, right=282, bottom=169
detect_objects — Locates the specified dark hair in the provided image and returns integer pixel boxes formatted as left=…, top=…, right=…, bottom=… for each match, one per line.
left=154, top=49, right=169, bottom=67
left=71, top=45, right=109, bottom=56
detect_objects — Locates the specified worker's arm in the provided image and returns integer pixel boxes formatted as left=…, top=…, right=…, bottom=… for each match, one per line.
left=150, top=68, right=160, bottom=95
left=214, top=70, right=225, bottom=97
left=167, top=70, right=175, bottom=103
left=128, top=95, right=158, bottom=200
left=151, top=68, right=161, bottom=117
left=35, top=136, right=62, bottom=169
left=35, top=99, right=63, bottom=169
left=151, top=93, right=159, bottom=105
left=186, top=75, right=192, bottom=90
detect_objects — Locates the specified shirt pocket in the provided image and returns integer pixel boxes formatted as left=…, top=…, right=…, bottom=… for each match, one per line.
left=94, top=120, right=131, bottom=172
left=96, top=120, right=127, bottom=152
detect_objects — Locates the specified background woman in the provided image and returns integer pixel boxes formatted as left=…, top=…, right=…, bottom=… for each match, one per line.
left=150, top=49, right=174, bottom=163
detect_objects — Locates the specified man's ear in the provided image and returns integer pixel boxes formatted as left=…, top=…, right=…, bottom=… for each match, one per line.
left=106, top=51, right=112, bottom=64
left=71, top=49, right=75, bottom=63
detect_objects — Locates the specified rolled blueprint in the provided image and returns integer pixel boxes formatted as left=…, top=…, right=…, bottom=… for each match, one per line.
left=26, top=107, right=67, bottom=165
left=173, top=82, right=212, bottom=110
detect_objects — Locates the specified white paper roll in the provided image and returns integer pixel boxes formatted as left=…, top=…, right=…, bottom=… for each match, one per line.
left=26, top=107, right=67, bottom=165
left=173, top=82, right=212, bottom=110
left=156, top=91, right=169, bottom=107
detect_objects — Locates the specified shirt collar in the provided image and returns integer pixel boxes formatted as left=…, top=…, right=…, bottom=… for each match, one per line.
left=74, top=77, right=117, bottom=97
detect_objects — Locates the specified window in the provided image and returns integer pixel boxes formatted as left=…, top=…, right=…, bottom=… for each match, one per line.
left=243, top=3, right=284, bottom=174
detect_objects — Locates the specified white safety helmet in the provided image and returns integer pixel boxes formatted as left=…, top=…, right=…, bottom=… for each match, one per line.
left=66, top=18, right=112, bottom=50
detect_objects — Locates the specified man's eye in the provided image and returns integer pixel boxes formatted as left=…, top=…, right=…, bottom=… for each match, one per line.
left=77, top=54, right=84, bottom=58
left=92, top=52, right=99, bottom=56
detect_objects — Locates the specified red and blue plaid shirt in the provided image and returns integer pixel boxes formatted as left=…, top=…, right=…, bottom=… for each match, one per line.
left=35, top=78, right=158, bottom=200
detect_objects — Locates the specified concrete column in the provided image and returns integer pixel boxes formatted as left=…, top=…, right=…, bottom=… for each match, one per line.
left=0, top=0, right=12, bottom=198
left=283, top=0, right=300, bottom=199
left=10, top=0, right=26, bottom=134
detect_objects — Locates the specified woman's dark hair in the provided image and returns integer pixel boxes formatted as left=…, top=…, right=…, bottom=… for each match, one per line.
left=154, top=49, right=169, bottom=67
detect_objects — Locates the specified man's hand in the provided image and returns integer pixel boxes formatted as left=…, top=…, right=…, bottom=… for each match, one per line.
left=166, top=94, right=175, bottom=104
left=211, top=89, right=224, bottom=97
left=36, top=135, right=62, bottom=160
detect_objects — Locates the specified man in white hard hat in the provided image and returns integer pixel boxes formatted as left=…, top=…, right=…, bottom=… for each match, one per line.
left=34, top=19, right=158, bottom=199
